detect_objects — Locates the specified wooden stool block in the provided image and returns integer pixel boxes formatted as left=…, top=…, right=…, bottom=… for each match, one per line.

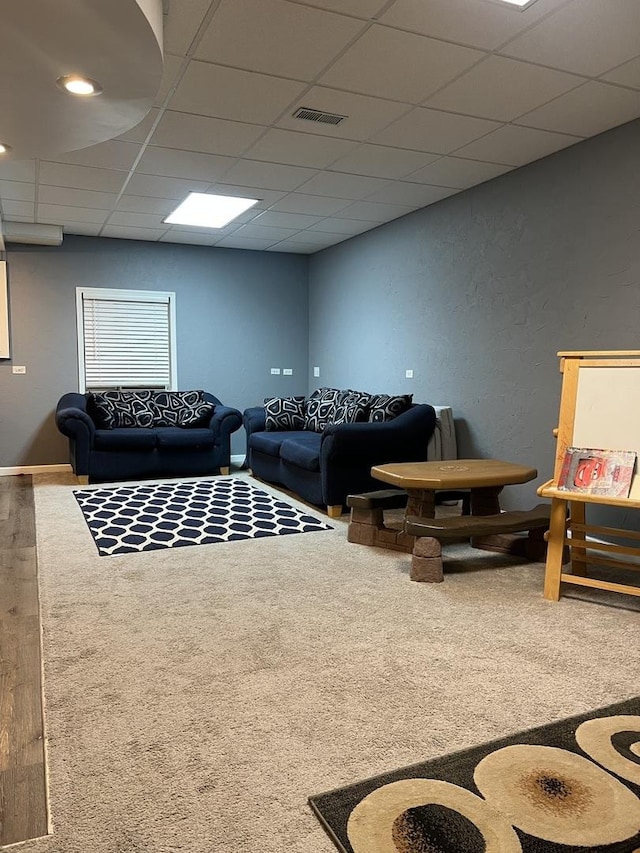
left=413, top=536, right=442, bottom=558
left=411, top=554, right=444, bottom=583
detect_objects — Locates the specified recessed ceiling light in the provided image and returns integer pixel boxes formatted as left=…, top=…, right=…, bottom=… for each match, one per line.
left=56, top=75, right=103, bottom=96
left=165, top=193, right=260, bottom=229
left=0, top=143, right=11, bottom=155
left=487, top=0, right=538, bottom=7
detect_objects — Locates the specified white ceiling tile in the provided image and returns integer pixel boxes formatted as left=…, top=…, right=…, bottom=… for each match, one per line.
left=217, top=236, right=280, bottom=250
left=0, top=160, right=36, bottom=182
left=601, top=56, right=640, bottom=90
left=245, top=129, right=357, bottom=168
left=308, top=217, right=373, bottom=234
left=406, top=156, right=512, bottom=188
left=150, top=111, right=265, bottom=157
left=107, top=211, right=169, bottom=228
left=38, top=162, right=128, bottom=193
left=380, top=0, right=572, bottom=51
left=0, top=180, right=35, bottom=202
left=454, top=124, right=581, bottom=166
left=516, top=81, right=640, bottom=136
left=219, top=160, right=318, bottom=191
left=292, top=0, right=389, bottom=17
left=1, top=200, right=34, bottom=218
left=364, top=181, right=457, bottom=206
left=160, top=231, right=219, bottom=245
left=46, top=140, right=141, bottom=171
left=169, top=61, right=306, bottom=124
left=136, top=147, right=235, bottom=182
left=270, top=193, right=352, bottom=215
left=297, top=171, right=389, bottom=198
left=427, top=56, right=584, bottom=121
left=319, top=24, right=485, bottom=103
left=63, top=223, right=103, bottom=237
left=266, top=242, right=322, bottom=253
left=115, top=109, right=159, bottom=144
left=234, top=224, right=300, bottom=240
left=278, top=229, right=347, bottom=245
left=163, top=0, right=211, bottom=54
left=251, top=211, right=323, bottom=229
left=196, top=0, right=365, bottom=80
left=102, top=226, right=167, bottom=241
left=37, top=204, right=109, bottom=224
left=37, top=186, right=119, bottom=209
left=125, top=174, right=210, bottom=199
left=115, top=195, right=177, bottom=215
left=153, top=53, right=185, bottom=107
left=328, top=144, right=440, bottom=178
left=372, top=107, right=501, bottom=153
left=500, top=0, right=640, bottom=77
left=278, top=87, right=411, bottom=141
left=336, top=200, right=415, bottom=221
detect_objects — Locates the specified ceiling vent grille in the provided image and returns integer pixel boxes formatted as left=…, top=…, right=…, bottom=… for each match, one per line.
left=292, top=107, right=347, bottom=126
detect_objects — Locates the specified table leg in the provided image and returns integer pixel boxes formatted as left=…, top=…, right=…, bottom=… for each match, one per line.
left=544, top=497, right=569, bottom=600
left=405, top=489, right=443, bottom=582
left=470, top=485, right=503, bottom=516
left=568, top=500, right=587, bottom=577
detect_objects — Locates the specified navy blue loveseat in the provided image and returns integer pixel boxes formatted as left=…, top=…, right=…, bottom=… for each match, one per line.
left=56, top=390, right=242, bottom=483
left=244, top=389, right=437, bottom=517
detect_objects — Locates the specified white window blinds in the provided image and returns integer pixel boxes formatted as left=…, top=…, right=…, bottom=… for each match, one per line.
left=76, top=288, right=177, bottom=392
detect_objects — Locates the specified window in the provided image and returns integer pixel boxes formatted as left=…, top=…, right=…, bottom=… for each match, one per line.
left=76, top=288, right=177, bottom=392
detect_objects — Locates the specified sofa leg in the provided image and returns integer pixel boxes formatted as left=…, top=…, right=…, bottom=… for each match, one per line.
left=220, top=466, right=230, bottom=476
left=76, top=475, right=89, bottom=486
left=327, top=505, right=343, bottom=518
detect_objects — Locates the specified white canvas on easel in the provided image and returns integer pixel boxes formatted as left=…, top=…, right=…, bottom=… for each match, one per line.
left=0, top=261, right=9, bottom=358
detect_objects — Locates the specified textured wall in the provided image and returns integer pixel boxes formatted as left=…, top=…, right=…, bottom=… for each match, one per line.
left=0, top=236, right=308, bottom=465
left=308, top=119, right=640, bottom=511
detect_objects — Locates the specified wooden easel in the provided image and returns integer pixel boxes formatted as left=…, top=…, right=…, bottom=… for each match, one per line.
left=539, top=350, right=640, bottom=601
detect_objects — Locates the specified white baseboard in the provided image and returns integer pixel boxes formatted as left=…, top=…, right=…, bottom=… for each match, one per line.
left=0, top=464, right=73, bottom=477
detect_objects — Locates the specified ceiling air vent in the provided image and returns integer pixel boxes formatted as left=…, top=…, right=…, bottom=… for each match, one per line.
left=292, top=107, right=347, bottom=126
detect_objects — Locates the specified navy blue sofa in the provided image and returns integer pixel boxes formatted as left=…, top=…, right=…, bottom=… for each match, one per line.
left=56, top=391, right=242, bottom=483
left=243, top=401, right=437, bottom=517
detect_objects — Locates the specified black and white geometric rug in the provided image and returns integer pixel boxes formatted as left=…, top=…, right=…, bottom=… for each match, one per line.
left=74, top=477, right=333, bottom=556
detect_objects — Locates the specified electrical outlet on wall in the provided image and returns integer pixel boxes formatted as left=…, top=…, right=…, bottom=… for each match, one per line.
left=12, top=365, right=26, bottom=374
left=405, top=369, right=414, bottom=379
left=283, top=368, right=293, bottom=375
left=270, top=368, right=281, bottom=375
left=313, top=366, right=320, bottom=378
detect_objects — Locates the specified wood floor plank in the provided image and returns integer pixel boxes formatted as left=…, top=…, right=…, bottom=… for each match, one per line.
left=0, top=764, right=48, bottom=845
left=0, top=476, right=48, bottom=846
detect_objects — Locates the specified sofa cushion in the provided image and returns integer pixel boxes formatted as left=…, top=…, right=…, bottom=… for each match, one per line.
left=264, top=395, right=306, bottom=430
left=279, top=434, right=322, bottom=472
left=155, top=427, right=215, bottom=449
left=94, top=428, right=157, bottom=450
left=90, top=390, right=155, bottom=429
left=368, top=393, right=413, bottom=422
left=151, top=390, right=214, bottom=427
left=304, top=388, right=344, bottom=432
left=250, top=430, right=304, bottom=458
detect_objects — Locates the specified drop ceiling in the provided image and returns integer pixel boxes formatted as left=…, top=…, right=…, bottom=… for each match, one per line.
left=2, top=0, right=640, bottom=254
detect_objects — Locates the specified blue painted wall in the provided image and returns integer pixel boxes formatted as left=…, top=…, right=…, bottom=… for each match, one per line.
left=308, top=118, right=640, bottom=510
left=0, top=236, right=308, bottom=466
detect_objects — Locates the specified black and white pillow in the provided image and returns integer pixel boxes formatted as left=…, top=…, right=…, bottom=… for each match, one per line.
left=304, top=388, right=344, bottom=432
left=331, top=400, right=368, bottom=426
left=151, top=390, right=213, bottom=427
left=368, top=393, right=413, bottom=422
left=90, top=390, right=155, bottom=429
left=264, top=396, right=306, bottom=431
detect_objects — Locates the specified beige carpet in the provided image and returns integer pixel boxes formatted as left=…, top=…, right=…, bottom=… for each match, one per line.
left=18, top=472, right=640, bottom=853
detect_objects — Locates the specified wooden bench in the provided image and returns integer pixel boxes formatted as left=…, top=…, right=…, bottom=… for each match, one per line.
left=347, top=489, right=414, bottom=551
left=406, top=504, right=552, bottom=582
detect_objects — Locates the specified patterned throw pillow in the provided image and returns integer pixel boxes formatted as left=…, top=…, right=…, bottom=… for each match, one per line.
left=304, top=388, right=344, bottom=432
left=368, top=393, right=413, bottom=422
left=330, top=389, right=371, bottom=426
left=90, top=390, right=155, bottom=429
left=264, top=396, right=305, bottom=431
left=150, top=390, right=214, bottom=427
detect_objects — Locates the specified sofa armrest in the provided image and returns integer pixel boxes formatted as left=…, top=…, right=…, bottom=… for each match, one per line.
left=208, top=405, right=242, bottom=439
left=243, top=406, right=267, bottom=437
left=55, top=396, right=96, bottom=476
left=321, top=404, right=437, bottom=464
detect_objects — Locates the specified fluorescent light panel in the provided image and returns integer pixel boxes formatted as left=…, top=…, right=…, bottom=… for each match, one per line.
left=493, top=0, right=536, bottom=6
left=165, top=193, right=259, bottom=229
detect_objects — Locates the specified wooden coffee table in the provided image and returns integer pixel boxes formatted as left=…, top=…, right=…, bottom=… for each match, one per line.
left=357, top=459, right=548, bottom=582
